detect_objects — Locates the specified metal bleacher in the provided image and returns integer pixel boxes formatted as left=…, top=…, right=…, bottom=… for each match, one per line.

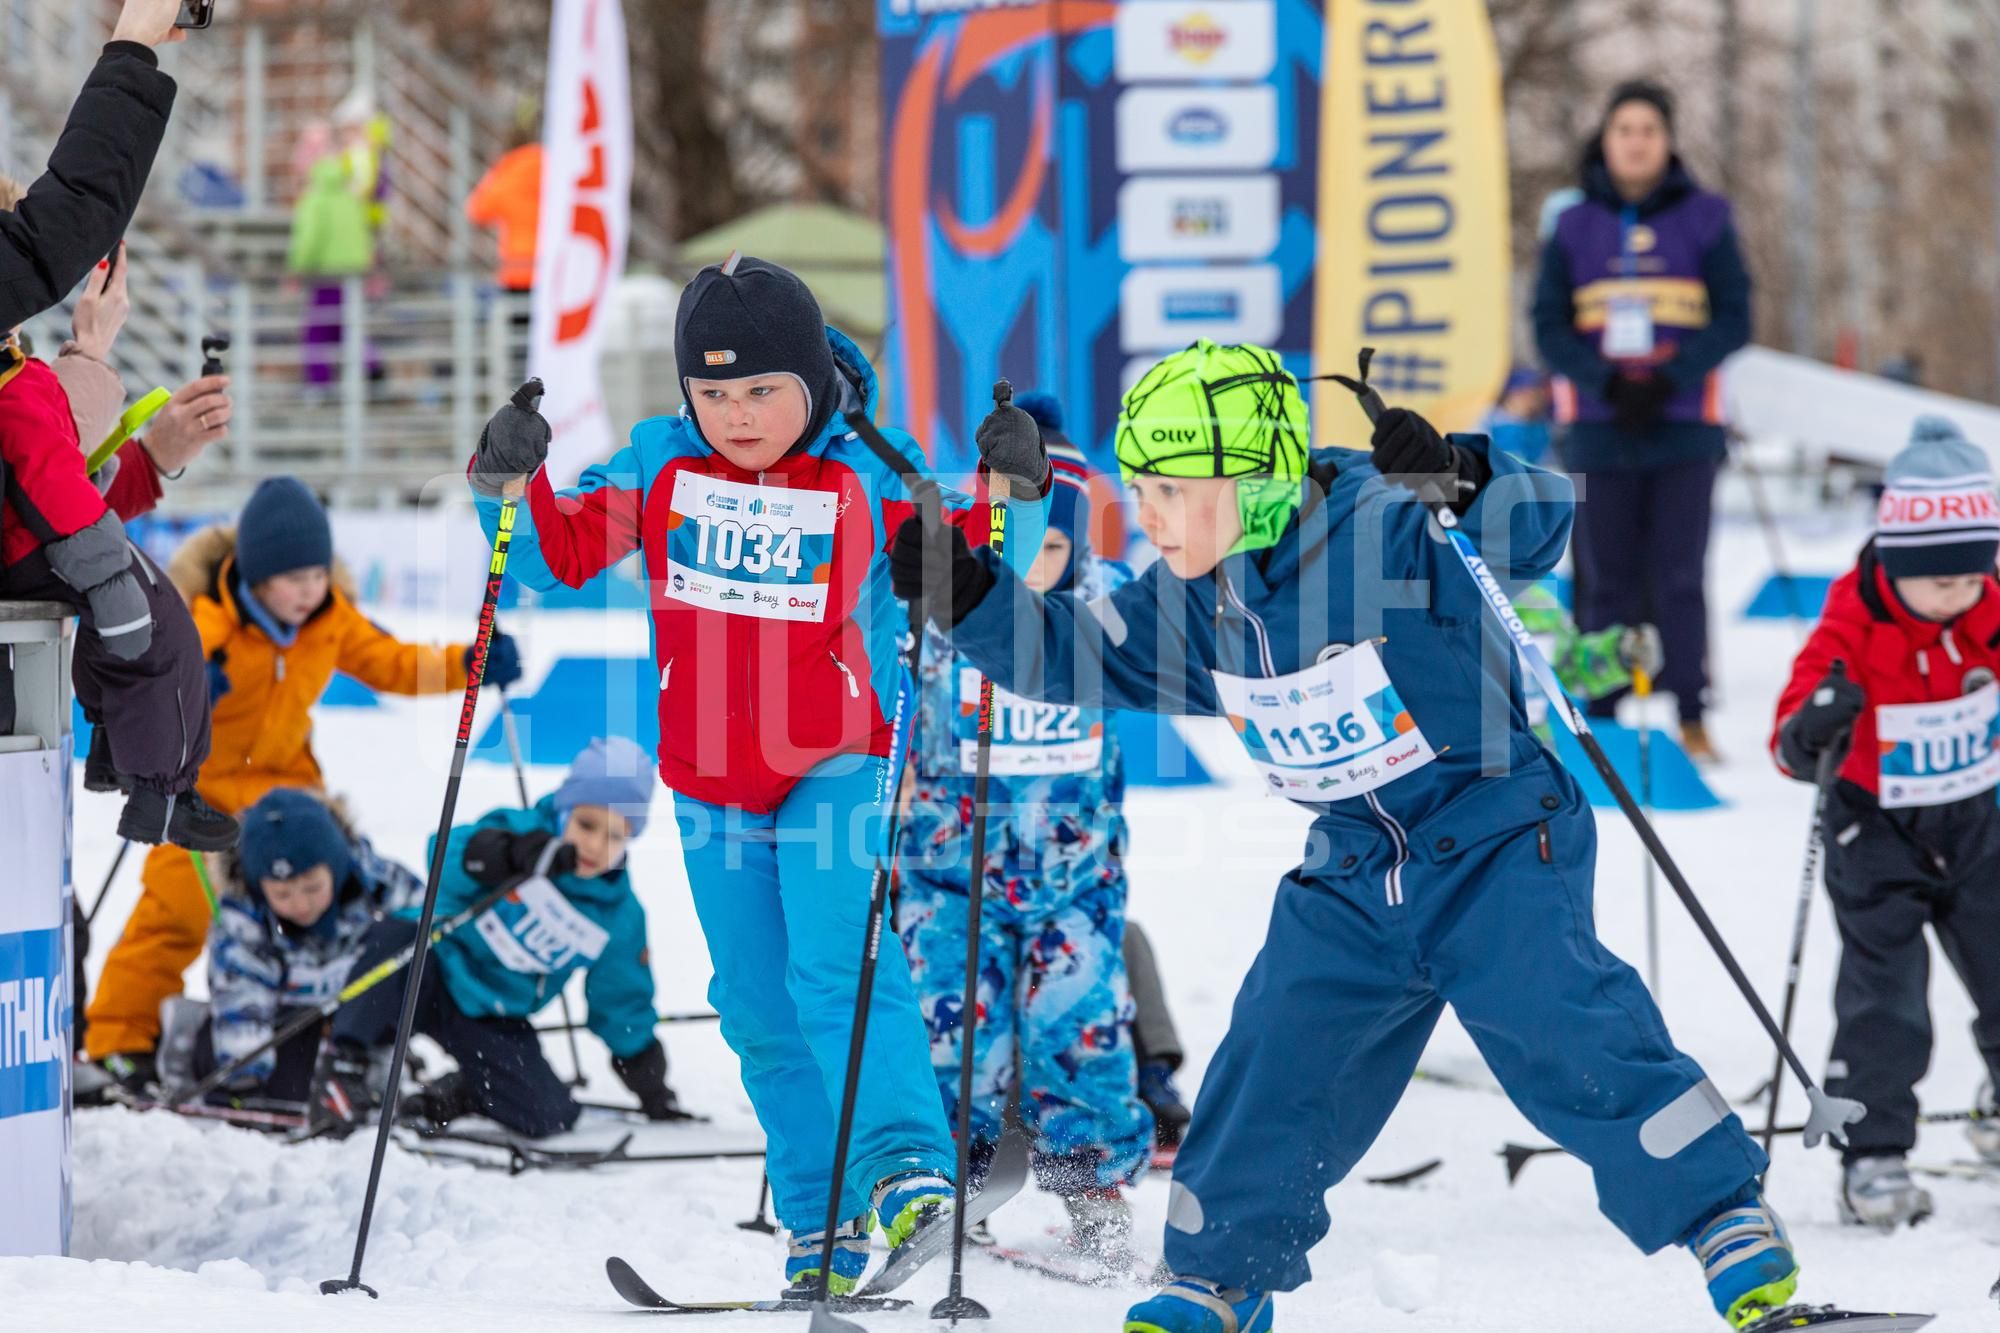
left=1, top=0, right=682, bottom=511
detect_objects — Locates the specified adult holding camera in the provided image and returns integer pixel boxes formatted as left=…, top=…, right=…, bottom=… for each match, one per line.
left=1532, top=80, right=1752, bottom=763
left=0, top=0, right=189, bottom=329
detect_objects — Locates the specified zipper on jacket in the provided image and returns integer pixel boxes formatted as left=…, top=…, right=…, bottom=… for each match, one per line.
left=275, top=653, right=285, bottom=682
left=830, top=650, right=861, bottom=698
left=1221, top=567, right=1411, bottom=908
left=1942, top=627, right=1962, bottom=666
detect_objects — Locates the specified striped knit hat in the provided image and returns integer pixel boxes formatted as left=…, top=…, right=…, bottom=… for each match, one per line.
left=1876, top=416, right=2000, bottom=578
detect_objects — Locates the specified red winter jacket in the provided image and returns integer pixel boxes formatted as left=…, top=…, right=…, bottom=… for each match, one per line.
left=0, top=348, right=161, bottom=568
left=1770, top=542, right=2000, bottom=797
left=2, top=348, right=103, bottom=565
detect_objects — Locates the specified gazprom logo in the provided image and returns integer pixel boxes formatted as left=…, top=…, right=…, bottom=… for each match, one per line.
left=0, top=927, right=67, bottom=1121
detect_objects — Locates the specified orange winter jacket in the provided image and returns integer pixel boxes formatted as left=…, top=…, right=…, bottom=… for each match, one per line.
left=168, top=525, right=471, bottom=813
left=465, top=144, right=543, bottom=292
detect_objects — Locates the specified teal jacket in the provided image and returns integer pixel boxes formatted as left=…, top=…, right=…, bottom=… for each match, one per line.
left=416, top=795, right=658, bottom=1060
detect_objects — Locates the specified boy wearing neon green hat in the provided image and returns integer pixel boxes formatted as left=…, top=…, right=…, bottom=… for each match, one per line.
left=891, top=340, right=1813, bottom=1332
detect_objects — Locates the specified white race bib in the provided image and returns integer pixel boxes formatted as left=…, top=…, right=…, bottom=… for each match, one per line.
left=1602, top=294, right=1656, bottom=359
left=1212, top=641, right=1437, bottom=801
left=475, top=877, right=611, bottom=974
left=1876, top=682, right=2000, bottom=809
left=663, top=472, right=839, bottom=622
left=956, top=667, right=1103, bottom=776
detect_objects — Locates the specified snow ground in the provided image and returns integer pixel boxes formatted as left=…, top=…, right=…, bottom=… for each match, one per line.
left=7, top=476, right=1998, bottom=1331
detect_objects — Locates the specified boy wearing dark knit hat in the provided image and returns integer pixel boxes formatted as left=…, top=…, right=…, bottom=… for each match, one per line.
left=187, top=788, right=424, bottom=1104
left=85, top=476, right=523, bottom=1094
left=465, top=253, right=1051, bottom=1294
left=1772, top=415, right=2000, bottom=1228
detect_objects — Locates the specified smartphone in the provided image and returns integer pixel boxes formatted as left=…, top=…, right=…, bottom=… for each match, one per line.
left=175, top=1, right=215, bottom=29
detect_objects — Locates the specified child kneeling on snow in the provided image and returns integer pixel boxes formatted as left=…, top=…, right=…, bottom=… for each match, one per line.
left=308, top=737, right=681, bottom=1139
left=897, top=408, right=1154, bottom=1262
left=1771, top=416, right=2000, bottom=1228
left=176, top=789, right=424, bottom=1104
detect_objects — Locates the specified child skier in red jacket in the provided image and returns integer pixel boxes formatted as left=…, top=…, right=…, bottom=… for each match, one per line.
left=0, top=204, right=235, bottom=851
left=1772, top=416, right=2000, bottom=1229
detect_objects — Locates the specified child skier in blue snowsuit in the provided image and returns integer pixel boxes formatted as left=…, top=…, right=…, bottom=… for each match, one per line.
left=314, top=737, right=680, bottom=1139
left=463, top=256, right=1050, bottom=1293
left=892, top=340, right=1816, bottom=1332
left=898, top=424, right=1154, bottom=1257
left=193, top=788, right=423, bottom=1103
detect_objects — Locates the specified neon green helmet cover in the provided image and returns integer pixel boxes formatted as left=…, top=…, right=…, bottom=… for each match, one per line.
left=1115, top=340, right=1310, bottom=553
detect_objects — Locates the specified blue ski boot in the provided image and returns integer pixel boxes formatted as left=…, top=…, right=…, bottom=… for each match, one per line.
left=783, top=1217, right=871, bottom=1296
left=872, top=1170, right=953, bottom=1250
left=1689, top=1195, right=1800, bottom=1328
left=1125, top=1277, right=1273, bottom=1333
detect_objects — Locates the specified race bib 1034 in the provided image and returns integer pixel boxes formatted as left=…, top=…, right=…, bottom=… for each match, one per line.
left=1213, top=641, right=1436, bottom=801
left=663, top=471, right=839, bottom=622
left=1877, top=681, right=2000, bottom=809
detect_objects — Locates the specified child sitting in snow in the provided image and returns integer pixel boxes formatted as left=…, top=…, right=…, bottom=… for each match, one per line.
left=309, top=737, right=682, bottom=1140
left=175, top=788, right=423, bottom=1104
left=1771, top=416, right=2000, bottom=1228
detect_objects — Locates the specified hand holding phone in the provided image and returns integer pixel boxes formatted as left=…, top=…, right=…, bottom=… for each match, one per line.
left=175, top=1, right=215, bottom=31
left=111, top=0, right=192, bottom=45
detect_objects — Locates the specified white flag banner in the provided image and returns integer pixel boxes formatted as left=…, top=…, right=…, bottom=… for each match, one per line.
left=531, top=0, right=633, bottom=486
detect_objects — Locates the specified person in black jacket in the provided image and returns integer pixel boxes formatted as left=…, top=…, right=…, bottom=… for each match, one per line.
left=0, top=0, right=187, bottom=329
left=1531, top=81, right=1752, bottom=763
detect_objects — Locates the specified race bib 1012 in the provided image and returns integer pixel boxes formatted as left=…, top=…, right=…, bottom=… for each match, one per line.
left=1877, top=681, right=2000, bottom=809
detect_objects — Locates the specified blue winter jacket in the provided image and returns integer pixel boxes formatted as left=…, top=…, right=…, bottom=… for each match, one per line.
left=949, top=436, right=1580, bottom=908
left=417, top=795, right=659, bottom=1060
left=208, top=833, right=425, bottom=1084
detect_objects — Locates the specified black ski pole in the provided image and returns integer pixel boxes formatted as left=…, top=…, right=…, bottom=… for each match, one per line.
left=804, top=401, right=947, bottom=1333
left=736, top=1172, right=779, bottom=1235
left=178, top=876, right=519, bottom=1107
left=1761, top=694, right=1848, bottom=1162
left=533, top=1010, right=720, bottom=1037
left=496, top=686, right=589, bottom=1090
left=1329, top=349, right=1865, bottom=1151
left=930, top=380, right=1016, bottom=1327
left=321, top=384, right=532, bottom=1299
left=84, top=840, right=131, bottom=927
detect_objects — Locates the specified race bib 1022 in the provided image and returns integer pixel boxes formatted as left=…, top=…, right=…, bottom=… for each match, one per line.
left=956, top=667, right=1103, bottom=776
left=1877, top=681, right=2000, bottom=809
left=663, top=471, right=839, bottom=622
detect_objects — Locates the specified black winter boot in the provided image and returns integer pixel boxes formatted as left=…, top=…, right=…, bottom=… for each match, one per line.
left=118, top=787, right=239, bottom=851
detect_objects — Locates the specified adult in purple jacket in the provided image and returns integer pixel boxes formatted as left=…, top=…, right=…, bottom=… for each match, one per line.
left=1532, top=80, right=1752, bottom=763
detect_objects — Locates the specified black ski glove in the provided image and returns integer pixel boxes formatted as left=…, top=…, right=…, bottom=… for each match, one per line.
left=469, top=378, right=551, bottom=497
left=462, top=827, right=577, bottom=886
left=612, top=1039, right=688, bottom=1121
left=1605, top=371, right=1675, bottom=433
left=890, top=514, right=995, bottom=632
left=1369, top=408, right=1488, bottom=512
left=1778, top=663, right=1863, bottom=776
left=974, top=397, right=1049, bottom=494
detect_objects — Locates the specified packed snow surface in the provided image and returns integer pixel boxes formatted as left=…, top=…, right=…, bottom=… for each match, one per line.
left=8, top=486, right=1996, bottom=1330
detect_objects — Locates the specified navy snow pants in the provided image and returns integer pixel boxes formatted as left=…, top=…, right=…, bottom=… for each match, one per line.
left=332, top=917, right=579, bottom=1138
left=1569, top=457, right=1719, bottom=723
left=1163, top=761, right=1766, bottom=1292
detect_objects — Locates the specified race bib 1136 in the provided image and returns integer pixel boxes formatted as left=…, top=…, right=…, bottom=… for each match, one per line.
left=1212, top=641, right=1436, bottom=801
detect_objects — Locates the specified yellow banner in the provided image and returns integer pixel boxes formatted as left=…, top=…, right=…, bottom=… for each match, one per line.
left=1312, top=0, right=1511, bottom=436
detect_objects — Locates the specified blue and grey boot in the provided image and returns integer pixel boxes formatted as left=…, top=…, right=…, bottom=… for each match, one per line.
left=1125, top=1277, right=1273, bottom=1333
left=1689, top=1195, right=1800, bottom=1328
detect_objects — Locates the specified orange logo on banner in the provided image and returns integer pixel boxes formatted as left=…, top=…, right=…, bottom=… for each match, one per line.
left=555, top=75, right=612, bottom=344
left=1170, top=13, right=1226, bottom=62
